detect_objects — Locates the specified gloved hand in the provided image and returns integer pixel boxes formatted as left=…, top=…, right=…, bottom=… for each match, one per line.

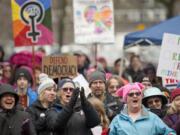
left=80, top=87, right=87, bottom=105
left=68, top=87, right=80, bottom=108
left=21, top=119, right=30, bottom=135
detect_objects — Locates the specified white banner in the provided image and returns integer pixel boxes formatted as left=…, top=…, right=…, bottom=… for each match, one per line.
left=73, top=0, right=115, bottom=44
left=157, top=33, right=180, bottom=80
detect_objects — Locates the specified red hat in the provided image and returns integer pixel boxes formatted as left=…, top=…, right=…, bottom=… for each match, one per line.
left=171, top=88, right=180, bottom=102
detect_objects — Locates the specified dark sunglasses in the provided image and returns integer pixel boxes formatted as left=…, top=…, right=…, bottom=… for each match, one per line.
left=128, top=92, right=141, bottom=97
left=62, top=87, right=74, bottom=92
left=147, top=99, right=161, bottom=105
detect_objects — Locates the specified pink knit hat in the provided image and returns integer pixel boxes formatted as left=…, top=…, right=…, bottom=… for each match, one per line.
left=116, top=82, right=144, bottom=102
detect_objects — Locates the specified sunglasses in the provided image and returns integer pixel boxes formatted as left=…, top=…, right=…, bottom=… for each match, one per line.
left=62, top=87, right=74, bottom=92
left=128, top=92, right=141, bottom=97
left=147, top=99, right=161, bottom=105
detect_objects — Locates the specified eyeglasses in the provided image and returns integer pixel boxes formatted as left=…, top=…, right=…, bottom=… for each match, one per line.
left=147, top=99, right=161, bottom=105
left=62, top=87, right=74, bottom=92
left=128, top=92, right=141, bottom=97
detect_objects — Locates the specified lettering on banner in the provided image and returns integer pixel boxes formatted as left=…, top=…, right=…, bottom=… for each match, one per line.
left=42, top=56, right=77, bottom=78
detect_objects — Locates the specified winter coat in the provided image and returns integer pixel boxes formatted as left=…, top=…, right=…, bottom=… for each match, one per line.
left=149, top=107, right=167, bottom=119
left=0, top=108, right=37, bottom=135
left=104, top=93, right=124, bottom=121
left=15, top=87, right=38, bottom=107
left=26, top=100, right=52, bottom=135
left=163, top=113, right=180, bottom=135
left=122, top=67, right=144, bottom=82
left=46, top=99, right=100, bottom=135
left=88, top=92, right=124, bottom=121
left=109, top=105, right=176, bottom=135
left=27, top=88, right=38, bottom=105
left=0, top=83, right=36, bottom=135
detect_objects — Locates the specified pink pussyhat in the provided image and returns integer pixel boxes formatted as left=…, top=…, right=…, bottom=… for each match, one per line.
left=116, top=82, right=144, bottom=102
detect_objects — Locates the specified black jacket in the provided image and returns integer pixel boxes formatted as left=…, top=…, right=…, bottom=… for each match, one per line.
left=26, top=100, right=52, bottom=135
left=0, top=108, right=36, bottom=135
left=0, top=83, right=36, bottom=135
left=87, top=93, right=124, bottom=121
left=46, top=99, right=100, bottom=135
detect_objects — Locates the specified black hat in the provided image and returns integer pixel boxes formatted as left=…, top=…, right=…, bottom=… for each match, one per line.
left=58, top=78, right=75, bottom=89
left=15, top=68, right=32, bottom=82
left=0, top=84, right=19, bottom=105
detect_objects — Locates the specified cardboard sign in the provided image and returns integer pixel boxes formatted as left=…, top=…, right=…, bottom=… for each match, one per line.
left=73, top=0, right=115, bottom=44
left=42, top=56, right=77, bottom=78
left=157, top=33, right=180, bottom=80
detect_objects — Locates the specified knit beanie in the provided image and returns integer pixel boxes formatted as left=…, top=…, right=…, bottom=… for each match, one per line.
left=116, top=82, right=144, bottom=102
left=58, top=78, right=75, bottom=89
left=38, top=73, right=56, bottom=94
left=171, top=88, right=180, bottom=102
left=15, top=68, right=32, bottom=83
left=88, top=70, right=106, bottom=86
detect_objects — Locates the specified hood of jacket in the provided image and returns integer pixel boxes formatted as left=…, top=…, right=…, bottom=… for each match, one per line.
left=0, top=84, right=19, bottom=106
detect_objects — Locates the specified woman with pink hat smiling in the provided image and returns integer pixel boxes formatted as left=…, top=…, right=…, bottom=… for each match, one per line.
left=109, top=82, right=176, bottom=135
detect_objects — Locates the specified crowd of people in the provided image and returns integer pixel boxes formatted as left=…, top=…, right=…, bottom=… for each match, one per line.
left=0, top=47, right=179, bottom=135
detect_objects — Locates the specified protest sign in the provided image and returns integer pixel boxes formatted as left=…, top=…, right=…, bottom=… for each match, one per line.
left=11, top=0, right=53, bottom=46
left=157, top=33, right=180, bottom=80
left=42, top=56, right=77, bottom=78
left=73, top=0, right=114, bottom=44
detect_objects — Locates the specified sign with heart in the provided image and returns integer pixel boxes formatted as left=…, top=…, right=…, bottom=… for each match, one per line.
left=73, top=0, right=115, bottom=44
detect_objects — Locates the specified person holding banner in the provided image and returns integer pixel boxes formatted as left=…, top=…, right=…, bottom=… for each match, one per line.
left=163, top=88, right=180, bottom=135
left=46, top=78, right=100, bottom=135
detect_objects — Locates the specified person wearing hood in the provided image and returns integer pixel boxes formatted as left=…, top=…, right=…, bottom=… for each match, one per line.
left=109, top=83, right=175, bottom=135
left=46, top=78, right=100, bottom=135
left=27, top=73, right=57, bottom=135
left=142, top=87, right=168, bottom=119
left=0, top=84, right=36, bottom=135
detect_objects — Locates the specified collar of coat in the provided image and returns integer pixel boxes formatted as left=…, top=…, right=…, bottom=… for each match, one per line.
left=120, top=105, right=149, bottom=121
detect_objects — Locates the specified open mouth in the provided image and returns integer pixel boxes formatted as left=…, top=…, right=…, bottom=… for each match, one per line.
left=5, top=101, right=14, bottom=105
left=66, top=95, right=71, bottom=100
left=132, top=100, right=138, bottom=103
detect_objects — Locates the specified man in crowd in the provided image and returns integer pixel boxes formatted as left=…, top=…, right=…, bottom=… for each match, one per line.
left=87, top=70, right=123, bottom=121
left=15, top=68, right=37, bottom=109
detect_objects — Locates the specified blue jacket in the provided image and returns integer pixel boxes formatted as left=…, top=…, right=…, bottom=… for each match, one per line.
left=109, top=105, right=176, bottom=135
left=27, top=88, right=38, bottom=106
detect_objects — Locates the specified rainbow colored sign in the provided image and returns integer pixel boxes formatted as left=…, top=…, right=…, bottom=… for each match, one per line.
left=11, top=0, right=53, bottom=47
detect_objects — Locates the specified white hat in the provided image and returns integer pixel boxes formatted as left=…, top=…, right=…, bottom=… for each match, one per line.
left=142, top=87, right=168, bottom=107
left=38, top=73, right=56, bottom=94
